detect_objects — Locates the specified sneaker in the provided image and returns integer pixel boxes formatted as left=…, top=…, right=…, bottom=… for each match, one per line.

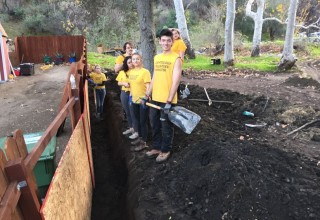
left=156, top=152, right=171, bottom=163
left=129, top=132, right=139, bottom=139
left=134, top=142, right=148, bottom=152
left=146, top=149, right=161, bottom=159
left=123, top=128, right=134, bottom=135
left=95, top=113, right=100, bottom=119
left=131, top=138, right=141, bottom=145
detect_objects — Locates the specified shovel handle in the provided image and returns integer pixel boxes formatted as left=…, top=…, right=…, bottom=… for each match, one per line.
left=146, top=102, right=162, bottom=110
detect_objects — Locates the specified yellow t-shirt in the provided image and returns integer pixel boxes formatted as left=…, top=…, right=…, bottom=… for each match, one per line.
left=115, top=54, right=126, bottom=64
left=128, top=68, right=151, bottom=104
left=171, top=39, right=187, bottom=55
left=89, top=72, right=107, bottom=89
left=116, top=70, right=130, bottom=92
left=152, top=52, right=180, bottom=104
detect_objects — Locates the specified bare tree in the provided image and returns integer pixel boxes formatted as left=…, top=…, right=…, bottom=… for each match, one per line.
left=246, top=0, right=265, bottom=57
left=278, top=0, right=299, bottom=71
left=173, top=0, right=196, bottom=59
left=224, top=0, right=236, bottom=66
left=136, top=0, right=157, bottom=73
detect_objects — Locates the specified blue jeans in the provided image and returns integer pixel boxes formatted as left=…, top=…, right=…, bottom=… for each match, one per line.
left=95, top=88, right=106, bottom=114
left=131, top=103, right=148, bottom=142
left=149, top=101, right=174, bottom=153
left=120, top=90, right=133, bottom=128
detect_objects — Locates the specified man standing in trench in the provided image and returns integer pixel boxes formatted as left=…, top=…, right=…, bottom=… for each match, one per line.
left=143, top=29, right=182, bottom=163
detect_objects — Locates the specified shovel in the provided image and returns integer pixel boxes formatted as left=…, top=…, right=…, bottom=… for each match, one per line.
left=146, top=102, right=201, bottom=134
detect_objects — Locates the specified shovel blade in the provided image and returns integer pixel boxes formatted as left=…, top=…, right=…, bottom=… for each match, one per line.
left=168, top=106, right=201, bottom=134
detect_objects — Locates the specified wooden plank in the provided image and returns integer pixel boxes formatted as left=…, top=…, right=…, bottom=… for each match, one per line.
left=84, top=81, right=91, bottom=134
left=72, top=88, right=82, bottom=126
left=68, top=83, right=76, bottom=131
left=41, top=118, right=93, bottom=220
left=0, top=181, right=21, bottom=220
left=5, top=138, right=21, bottom=160
left=13, top=130, right=28, bottom=158
left=0, top=149, right=8, bottom=200
left=5, top=158, right=41, bottom=220
left=82, top=115, right=94, bottom=187
left=25, top=97, right=76, bottom=171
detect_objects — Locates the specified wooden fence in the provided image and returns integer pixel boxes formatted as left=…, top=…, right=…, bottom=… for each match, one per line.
left=0, top=37, right=92, bottom=219
left=14, top=35, right=85, bottom=64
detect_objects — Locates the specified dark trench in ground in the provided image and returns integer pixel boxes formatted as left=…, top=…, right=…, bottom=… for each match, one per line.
left=90, top=76, right=320, bottom=220
left=89, top=83, right=131, bottom=220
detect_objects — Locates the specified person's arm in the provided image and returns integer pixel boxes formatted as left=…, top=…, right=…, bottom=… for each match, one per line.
left=167, top=58, right=182, bottom=103
left=114, top=63, right=123, bottom=73
left=146, top=76, right=154, bottom=96
left=179, top=51, right=185, bottom=61
left=118, top=81, right=130, bottom=87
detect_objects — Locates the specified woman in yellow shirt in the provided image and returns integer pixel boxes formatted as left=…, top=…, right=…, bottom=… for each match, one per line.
left=89, top=65, right=107, bottom=120
left=116, top=56, right=135, bottom=135
left=114, top=42, right=133, bottom=73
left=170, top=28, right=187, bottom=62
left=128, top=53, right=151, bottom=151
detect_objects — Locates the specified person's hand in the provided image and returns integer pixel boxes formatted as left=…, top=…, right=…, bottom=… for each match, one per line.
left=140, top=96, right=149, bottom=108
left=163, top=103, right=172, bottom=114
left=124, top=82, right=130, bottom=88
left=88, top=78, right=95, bottom=85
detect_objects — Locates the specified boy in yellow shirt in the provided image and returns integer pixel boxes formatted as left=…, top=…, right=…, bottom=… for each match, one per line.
left=144, top=29, right=182, bottom=163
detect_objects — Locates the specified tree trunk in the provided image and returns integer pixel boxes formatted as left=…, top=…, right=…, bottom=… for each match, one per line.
left=173, top=0, right=196, bottom=59
left=278, top=0, right=299, bottom=71
left=246, top=0, right=265, bottom=57
left=136, top=0, right=157, bottom=73
left=269, top=27, right=275, bottom=41
left=224, top=0, right=236, bottom=66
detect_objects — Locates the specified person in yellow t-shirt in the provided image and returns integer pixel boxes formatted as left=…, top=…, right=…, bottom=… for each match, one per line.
left=143, top=29, right=182, bottom=163
left=88, top=65, right=107, bottom=120
left=128, top=53, right=151, bottom=152
left=116, top=56, right=135, bottom=136
left=114, top=42, right=133, bottom=73
left=170, top=28, right=187, bottom=62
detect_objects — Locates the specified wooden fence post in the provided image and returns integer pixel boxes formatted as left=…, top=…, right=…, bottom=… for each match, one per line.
left=5, top=158, right=41, bottom=220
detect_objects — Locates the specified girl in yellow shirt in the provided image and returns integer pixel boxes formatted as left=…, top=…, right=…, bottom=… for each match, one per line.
left=114, top=42, right=133, bottom=73
left=116, top=56, right=135, bottom=136
left=170, top=28, right=187, bottom=62
left=89, top=65, right=107, bottom=120
left=128, top=53, right=151, bottom=151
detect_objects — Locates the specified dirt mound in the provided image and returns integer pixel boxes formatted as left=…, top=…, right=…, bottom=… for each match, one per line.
left=91, top=79, right=320, bottom=220
left=282, top=76, right=320, bottom=90
left=127, top=85, right=320, bottom=220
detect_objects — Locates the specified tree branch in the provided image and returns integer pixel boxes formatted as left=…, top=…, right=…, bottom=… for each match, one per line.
left=245, top=0, right=255, bottom=19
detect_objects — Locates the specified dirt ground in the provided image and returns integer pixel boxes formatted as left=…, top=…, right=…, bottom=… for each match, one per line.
left=96, top=59, right=320, bottom=220
left=1, top=59, right=320, bottom=220
left=0, top=64, right=71, bottom=165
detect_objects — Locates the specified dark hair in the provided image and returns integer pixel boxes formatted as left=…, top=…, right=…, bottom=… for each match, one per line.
left=159, top=29, right=173, bottom=39
left=122, top=56, right=132, bottom=72
left=122, top=42, right=133, bottom=52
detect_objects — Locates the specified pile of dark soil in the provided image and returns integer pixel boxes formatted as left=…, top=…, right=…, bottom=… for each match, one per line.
left=283, top=76, right=320, bottom=90
left=90, top=78, right=320, bottom=220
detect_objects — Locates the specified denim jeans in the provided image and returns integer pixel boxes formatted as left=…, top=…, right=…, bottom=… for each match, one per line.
left=149, top=101, right=174, bottom=153
left=95, top=88, right=106, bottom=114
left=131, top=103, right=148, bottom=142
left=120, top=90, right=133, bottom=128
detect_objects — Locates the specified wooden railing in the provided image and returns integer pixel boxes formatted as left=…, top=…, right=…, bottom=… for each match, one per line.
left=0, top=38, right=89, bottom=220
